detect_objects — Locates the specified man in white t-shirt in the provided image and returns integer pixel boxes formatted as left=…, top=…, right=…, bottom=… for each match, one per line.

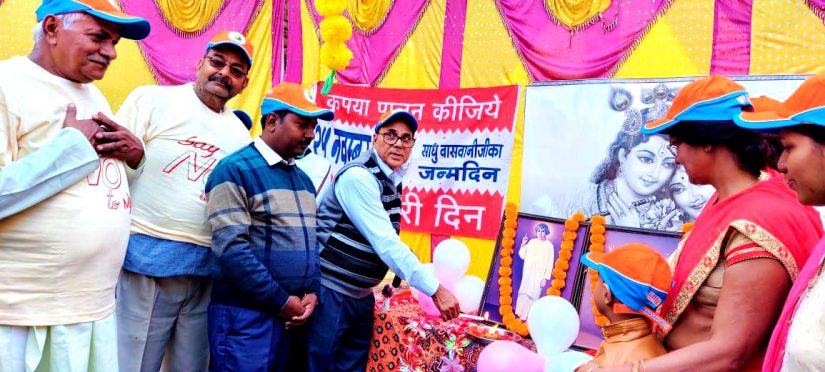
left=296, top=147, right=334, bottom=200
left=114, top=30, right=254, bottom=372
left=0, top=0, right=150, bottom=370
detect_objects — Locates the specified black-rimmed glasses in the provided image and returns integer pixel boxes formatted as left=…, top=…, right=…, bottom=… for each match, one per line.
left=205, top=56, right=247, bottom=78
left=380, top=131, right=416, bottom=148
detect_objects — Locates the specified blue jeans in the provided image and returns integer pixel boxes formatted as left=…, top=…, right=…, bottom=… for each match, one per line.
left=307, top=286, right=375, bottom=372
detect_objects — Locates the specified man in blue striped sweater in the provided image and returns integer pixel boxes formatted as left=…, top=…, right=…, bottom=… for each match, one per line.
left=307, top=109, right=461, bottom=371
left=205, top=83, right=333, bottom=371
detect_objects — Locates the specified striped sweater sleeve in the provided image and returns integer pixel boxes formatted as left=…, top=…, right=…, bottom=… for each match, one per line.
left=206, top=160, right=291, bottom=312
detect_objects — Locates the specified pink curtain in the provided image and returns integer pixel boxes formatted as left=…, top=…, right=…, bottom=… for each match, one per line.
left=710, top=0, right=752, bottom=75
left=285, top=0, right=303, bottom=83
left=494, top=0, right=672, bottom=80
left=272, top=0, right=284, bottom=85
left=439, top=0, right=468, bottom=89
left=121, top=0, right=265, bottom=85
left=807, top=0, right=825, bottom=21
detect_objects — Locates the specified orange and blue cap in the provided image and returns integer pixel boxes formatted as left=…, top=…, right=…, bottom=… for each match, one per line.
left=375, top=109, right=418, bottom=133
left=261, top=83, right=334, bottom=120
left=735, top=74, right=825, bottom=132
left=582, top=243, right=673, bottom=332
left=641, top=76, right=751, bottom=135
left=36, top=0, right=151, bottom=40
left=748, top=95, right=782, bottom=113
left=207, top=30, right=254, bottom=67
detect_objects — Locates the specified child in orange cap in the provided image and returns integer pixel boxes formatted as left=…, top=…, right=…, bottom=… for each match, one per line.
left=579, top=243, right=672, bottom=369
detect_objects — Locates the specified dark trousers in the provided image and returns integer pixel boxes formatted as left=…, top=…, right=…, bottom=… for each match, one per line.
left=208, top=303, right=308, bottom=372
left=307, top=286, right=376, bottom=372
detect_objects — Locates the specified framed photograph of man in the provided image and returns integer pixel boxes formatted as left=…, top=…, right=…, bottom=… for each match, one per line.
left=480, top=214, right=588, bottom=323
left=519, top=76, right=806, bottom=232
left=571, top=226, right=682, bottom=350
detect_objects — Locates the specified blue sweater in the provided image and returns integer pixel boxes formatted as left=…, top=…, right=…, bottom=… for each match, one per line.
left=205, top=142, right=319, bottom=313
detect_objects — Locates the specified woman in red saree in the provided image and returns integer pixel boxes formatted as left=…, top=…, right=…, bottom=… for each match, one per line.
left=582, top=76, right=822, bottom=372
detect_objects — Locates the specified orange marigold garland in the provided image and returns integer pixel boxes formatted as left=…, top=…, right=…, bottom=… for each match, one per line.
left=545, top=212, right=586, bottom=297
left=498, top=207, right=587, bottom=337
left=498, top=203, right=529, bottom=336
left=587, top=215, right=610, bottom=327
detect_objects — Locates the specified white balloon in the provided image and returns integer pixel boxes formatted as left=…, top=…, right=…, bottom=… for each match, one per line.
left=544, top=351, right=593, bottom=372
left=432, top=239, right=470, bottom=283
left=527, top=297, right=580, bottom=359
left=454, top=275, right=485, bottom=313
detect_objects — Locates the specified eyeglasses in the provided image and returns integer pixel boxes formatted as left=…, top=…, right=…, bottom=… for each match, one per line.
left=205, top=56, right=247, bottom=78
left=379, top=131, right=416, bottom=148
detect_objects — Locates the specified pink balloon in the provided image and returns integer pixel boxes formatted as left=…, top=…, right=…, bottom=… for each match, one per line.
left=477, top=341, right=545, bottom=372
left=414, top=287, right=441, bottom=317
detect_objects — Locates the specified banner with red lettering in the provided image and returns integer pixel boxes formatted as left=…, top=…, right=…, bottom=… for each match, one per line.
left=311, top=84, right=520, bottom=239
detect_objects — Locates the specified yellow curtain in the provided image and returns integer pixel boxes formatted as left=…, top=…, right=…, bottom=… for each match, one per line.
left=750, top=0, right=825, bottom=75
left=460, top=0, right=530, bottom=87
left=378, top=0, right=445, bottom=88
left=155, top=0, right=225, bottom=34
left=227, top=0, right=273, bottom=138
left=614, top=0, right=713, bottom=78
left=545, top=0, right=611, bottom=28
left=346, top=0, right=394, bottom=33
left=401, top=230, right=433, bottom=264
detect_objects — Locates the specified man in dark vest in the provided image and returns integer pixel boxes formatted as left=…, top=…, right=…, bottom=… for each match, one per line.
left=307, top=109, right=460, bottom=371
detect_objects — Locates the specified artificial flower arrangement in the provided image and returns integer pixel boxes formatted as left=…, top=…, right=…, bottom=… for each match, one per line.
left=315, top=0, right=353, bottom=93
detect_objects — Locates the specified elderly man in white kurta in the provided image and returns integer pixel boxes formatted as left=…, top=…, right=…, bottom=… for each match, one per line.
left=0, top=0, right=150, bottom=370
left=515, top=223, right=555, bottom=319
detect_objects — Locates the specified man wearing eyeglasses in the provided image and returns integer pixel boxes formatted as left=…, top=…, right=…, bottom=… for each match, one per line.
left=114, top=30, right=253, bottom=372
left=307, top=109, right=460, bottom=372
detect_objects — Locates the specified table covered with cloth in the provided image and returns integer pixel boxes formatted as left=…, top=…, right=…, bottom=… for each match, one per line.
left=367, top=289, right=535, bottom=372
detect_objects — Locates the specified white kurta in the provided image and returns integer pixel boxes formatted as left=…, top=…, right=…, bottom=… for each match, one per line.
left=515, top=238, right=555, bottom=319
left=782, top=269, right=825, bottom=372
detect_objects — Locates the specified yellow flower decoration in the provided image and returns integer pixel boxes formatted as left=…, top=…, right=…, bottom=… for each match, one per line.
left=316, top=0, right=353, bottom=93
left=315, top=0, right=347, bottom=17
left=320, top=15, right=353, bottom=44
left=320, top=42, right=354, bottom=72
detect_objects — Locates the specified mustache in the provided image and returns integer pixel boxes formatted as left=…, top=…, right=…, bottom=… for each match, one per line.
left=87, top=55, right=110, bottom=66
left=208, top=75, right=233, bottom=91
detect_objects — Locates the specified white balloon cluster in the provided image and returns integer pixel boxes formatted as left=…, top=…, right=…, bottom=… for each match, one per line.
left=411, top=239, right=485, bottom=315
left=477, top=296, right=592, bottom=372
left=411, top=240, right=593, bottom=372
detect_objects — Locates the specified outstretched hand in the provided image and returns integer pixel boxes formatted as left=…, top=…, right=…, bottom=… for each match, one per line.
left=431, top=285, right=460, bottom=321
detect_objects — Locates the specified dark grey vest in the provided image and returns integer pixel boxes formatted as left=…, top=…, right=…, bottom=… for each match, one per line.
left=316, top=152, right=402, bottom=298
